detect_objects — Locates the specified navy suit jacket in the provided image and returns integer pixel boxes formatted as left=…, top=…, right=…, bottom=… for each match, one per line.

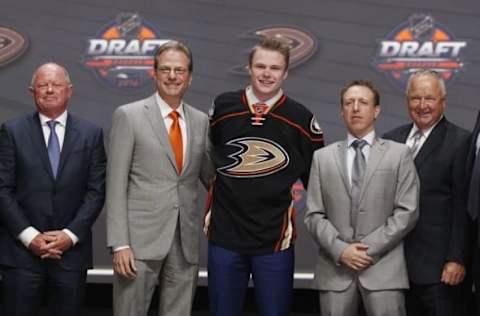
left=0, top=112, right=106, bottom=271
left=466, top=110, right=480, bottom=246
left=384, top=117, right=471, bottom=284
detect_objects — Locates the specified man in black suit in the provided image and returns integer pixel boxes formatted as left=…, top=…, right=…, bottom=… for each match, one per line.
left=466, top=110, right=480, bottom=315
left=384, top=69, right=471, bottom=316
left=0, top=63, right=106, bottom=316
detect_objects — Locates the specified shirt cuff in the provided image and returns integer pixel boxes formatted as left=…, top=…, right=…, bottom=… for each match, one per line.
left=114, top=245, right=130, bottom=252
left=18, top=226, right=40, bottom=248
left=63, top=229, right=79, bottom=246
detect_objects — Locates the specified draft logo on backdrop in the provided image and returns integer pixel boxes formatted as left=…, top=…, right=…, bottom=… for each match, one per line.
left=83, top=13, right=169, bottom=93
left=0, top=26, right=28, bottom=67
left=231, top=26, right=317, bottom=75
left=373, top=14, right=467, bottom=91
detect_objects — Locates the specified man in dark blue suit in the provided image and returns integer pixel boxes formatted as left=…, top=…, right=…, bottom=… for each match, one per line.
left=384, top=69, right=471, bottom=316
left=0, top=63, right=106, bottom=316
left=466, top=110, right=480, bottom=315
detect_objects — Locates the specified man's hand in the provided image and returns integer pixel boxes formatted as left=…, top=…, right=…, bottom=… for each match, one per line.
left=340, top=243, right=373, bottom=271
left=441, top=261, right=465, bottom=286
left=41, top=230, right=73, bottom=259
left=29, top=234, right=60, bottom=258
left=113, top=248, right=137, bottom=280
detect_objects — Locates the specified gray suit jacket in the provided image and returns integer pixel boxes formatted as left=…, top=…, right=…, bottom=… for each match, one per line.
left=304, top=137, right=419, bottom=291
left=105, top=94, right=211, bottom=264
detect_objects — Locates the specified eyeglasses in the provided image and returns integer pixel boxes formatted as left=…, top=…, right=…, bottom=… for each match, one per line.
left=156, top=66, right=188, bottom=76
left=408, top=96, right=443, bottom=105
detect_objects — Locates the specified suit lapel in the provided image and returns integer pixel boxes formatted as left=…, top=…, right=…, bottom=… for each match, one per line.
left=57, top=114, right=79, bottom=179
left=359, top=138, right=386, bottom=203
left=144, top=95, right=178, bottom=173
left=27, top=113, right=54, bottom=179
left=182, top=104, right=193, bottom=174
left=414, top=118, right=447, bottom=168
left=334, top=141, right=351, bottom=196
left=397, top=125, right=411, bottom=143
left=467, top=111, right=480, bottom=169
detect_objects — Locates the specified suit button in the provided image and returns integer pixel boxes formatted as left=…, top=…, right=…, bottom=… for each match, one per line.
left=174, top=204, right=179, bottom=209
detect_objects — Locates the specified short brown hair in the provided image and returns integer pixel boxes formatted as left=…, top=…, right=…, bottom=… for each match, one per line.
left=340, top=80, right=380, bottom=106
left=248, top=37, right=290, bottom=70
left=153, top=40, right=193, bottom=72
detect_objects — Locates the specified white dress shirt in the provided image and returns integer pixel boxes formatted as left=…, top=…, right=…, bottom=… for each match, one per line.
left=405, top=117, right=443, bottom=153
left=155, top=92, right=187, bottom=158
left=475, top=131, right=480, bottom=157
left=18, top=111, right=79, bottom=248
left=346, top=130, right=375, bottom=187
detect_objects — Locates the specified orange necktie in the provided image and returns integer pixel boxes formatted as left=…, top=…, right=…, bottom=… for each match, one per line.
left=168, top=111, right=183, bottom=174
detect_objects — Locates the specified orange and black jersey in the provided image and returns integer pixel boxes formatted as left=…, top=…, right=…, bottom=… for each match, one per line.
left=205, top=89, right=324, bottom=255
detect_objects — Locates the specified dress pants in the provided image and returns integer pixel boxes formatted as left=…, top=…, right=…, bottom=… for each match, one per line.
left=406, top=281, right=468, bottom=316
left=319, top=279, right=406, bottom=316
left=1, top=263, right=86, bottom=316
left=113, top=225, right=198, bottom=316
left=208, top=242, right=294, bottom=316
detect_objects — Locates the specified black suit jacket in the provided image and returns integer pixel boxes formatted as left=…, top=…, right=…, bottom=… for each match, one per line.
left=384, top=117, right=471, bottom=284
left=0, top=112, right=106, bottom=271
left=466, top=111, right=480, bottom=246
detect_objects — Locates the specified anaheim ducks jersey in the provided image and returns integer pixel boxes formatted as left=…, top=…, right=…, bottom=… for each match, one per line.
left=205, top=89, right=324, bottom=255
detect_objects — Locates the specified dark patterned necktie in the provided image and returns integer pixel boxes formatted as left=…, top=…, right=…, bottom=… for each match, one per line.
left=47, top=120, right=60, bottom=178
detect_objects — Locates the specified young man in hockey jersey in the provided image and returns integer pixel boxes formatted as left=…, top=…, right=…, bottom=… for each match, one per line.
left=205, top=37, right=324, bottom=316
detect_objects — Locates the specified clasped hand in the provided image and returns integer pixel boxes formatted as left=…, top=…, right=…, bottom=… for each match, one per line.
left=28, top=230, right=73, bottom=260
left=340, top=243, right=373, bottom=271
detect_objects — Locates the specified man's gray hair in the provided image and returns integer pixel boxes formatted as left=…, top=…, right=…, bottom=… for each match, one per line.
left=405, top=69, right=446, bottom=97
left=29, top=63, right=72, bottom=88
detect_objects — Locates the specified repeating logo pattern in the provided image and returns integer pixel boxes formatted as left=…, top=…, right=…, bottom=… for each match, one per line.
left=373, top=14, right=467, bottom=91
left=0, top=26, right=28, bottom=67
left=231, top=26, right=317, bottom=75
left=83, top=13, right=169, bottom=93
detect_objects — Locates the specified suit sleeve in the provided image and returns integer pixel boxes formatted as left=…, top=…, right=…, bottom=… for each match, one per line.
left=304, top=151, right=349, bottom=263
left=105, top=107, right=135, bottom=249
left=0, top=124, right=31, bottom=236
left=199, top=116, right=215, bottom=189
left=446, top=133, right=472, bottom=264
left=299, top=114, right=324, bottom=189
left=65, top=127, right=106, bottom=241
left=361, top=147, right=420, bottom=258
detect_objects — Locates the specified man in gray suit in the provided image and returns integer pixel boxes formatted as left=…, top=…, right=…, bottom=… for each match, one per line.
left=304, top=80, right=420, bottom=316
left=105, top=41, right=211, bottom=316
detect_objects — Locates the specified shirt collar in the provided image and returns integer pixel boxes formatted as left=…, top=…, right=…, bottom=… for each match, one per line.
left=408, top=115, right=443, bottom=139
left=155, top=92, right=185, bottom=120
left=39, top=110, right=68, bottom=127
left=347, top=130, right=376, bottom=147
left=245, top=85, right=283, bottom=108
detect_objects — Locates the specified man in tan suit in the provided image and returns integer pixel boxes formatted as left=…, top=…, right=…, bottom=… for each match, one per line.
left=105, top=41, right=211, bottom=316
left=304, top=80, right=419, bottom=316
